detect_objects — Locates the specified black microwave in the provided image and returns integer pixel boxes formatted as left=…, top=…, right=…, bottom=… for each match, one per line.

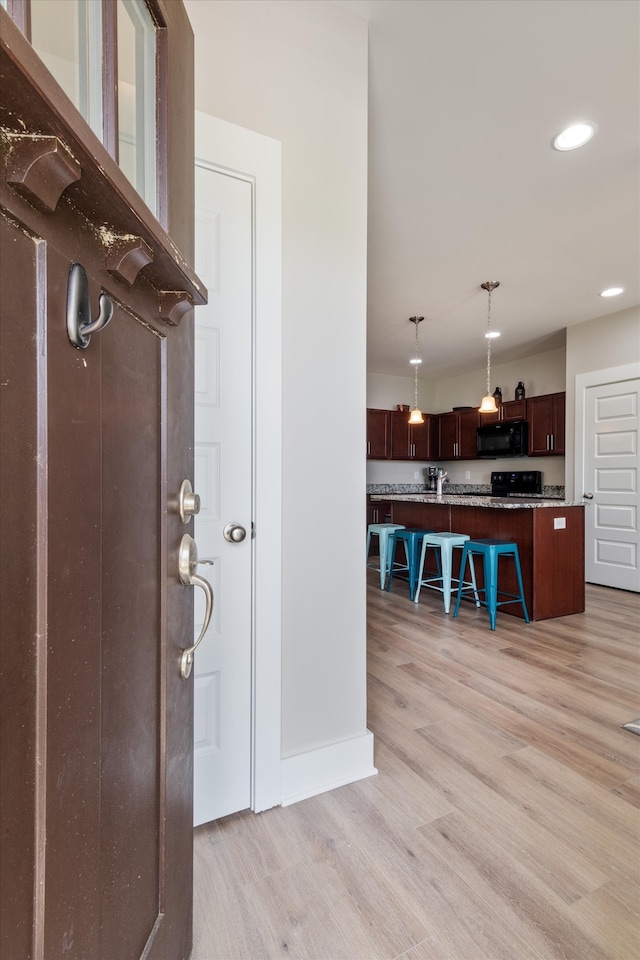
left=476, top=420, right=528, bottom=458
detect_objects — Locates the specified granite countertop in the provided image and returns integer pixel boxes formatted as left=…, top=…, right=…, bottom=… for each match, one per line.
left=370, top=493, right=584, bottom=509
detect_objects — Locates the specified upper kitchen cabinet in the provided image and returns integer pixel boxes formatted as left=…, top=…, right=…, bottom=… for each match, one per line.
left=367, top=409, right=390, bottom=459
left=527, top=392, right=565, bottom=455
left=478, top=398, right=526, bottom=425
left=437, top=409, right=479, bottom=460
left=389, top=411, right=437, bottom=461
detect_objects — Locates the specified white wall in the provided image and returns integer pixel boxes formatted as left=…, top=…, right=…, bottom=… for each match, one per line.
left=184, top=1, right=369, bottom=764
left=367, top=372, right=431, bottom=412
left=429, top=346, right=567, bottom=413
left=565, top=305, right=640, bottom=491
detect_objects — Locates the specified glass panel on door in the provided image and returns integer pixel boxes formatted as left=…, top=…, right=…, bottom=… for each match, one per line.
left=30, top=0, right=103, bottom=139
left=117, top=0, right=156, bottom=213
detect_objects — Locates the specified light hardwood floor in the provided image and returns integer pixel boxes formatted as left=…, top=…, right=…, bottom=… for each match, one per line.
left=193, top=575, right=640, bottom=960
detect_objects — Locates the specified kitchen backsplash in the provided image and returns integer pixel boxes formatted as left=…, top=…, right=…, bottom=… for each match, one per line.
left=367, top=482, right=565, bottom=499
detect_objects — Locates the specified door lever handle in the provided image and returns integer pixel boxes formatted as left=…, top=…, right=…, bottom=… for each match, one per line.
left=178, top=534, right=214, bottom=679
left=67, top=262, right=114, bottom=348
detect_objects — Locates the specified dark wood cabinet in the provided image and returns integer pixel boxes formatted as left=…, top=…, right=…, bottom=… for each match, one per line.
left=389, top=410, right=436, bottom=460
left=527, top=392, right=565, bottom=455
left=367, top=497, right=392, bottom=527
left=366, top=409, right=390, bottom=459
left=390, top=499, right=584, bottom=621
left=479, top=398, right=526, bottom=425
left=437, top=409, right=479, bottom=459
left=366, top=392, right=565, bottom=462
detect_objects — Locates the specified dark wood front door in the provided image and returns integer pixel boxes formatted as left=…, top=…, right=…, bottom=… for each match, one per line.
left=0, top=7, right=205, bottom=959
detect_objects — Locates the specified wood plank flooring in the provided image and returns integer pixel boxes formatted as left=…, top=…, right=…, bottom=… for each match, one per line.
left=192, top=576, right=640, bottom=960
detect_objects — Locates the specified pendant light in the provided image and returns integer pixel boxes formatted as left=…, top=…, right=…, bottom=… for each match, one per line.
left=408, top=316, right=424, bottom=424
left=478, top=281, right=500, bottom=414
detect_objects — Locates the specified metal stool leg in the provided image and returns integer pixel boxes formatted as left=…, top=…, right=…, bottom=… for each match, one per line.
left=513, top=547, right=530, bottom=623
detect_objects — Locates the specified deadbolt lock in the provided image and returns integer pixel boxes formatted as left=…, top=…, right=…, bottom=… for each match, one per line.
left=178, top=479, right=201, bottom=524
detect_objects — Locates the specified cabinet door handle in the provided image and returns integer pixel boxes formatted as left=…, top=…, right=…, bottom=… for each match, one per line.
left=367, top=441, right=371, bottom=455
left=550, top=434, right=554, bottom=451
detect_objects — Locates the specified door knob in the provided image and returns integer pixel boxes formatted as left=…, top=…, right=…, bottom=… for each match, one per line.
left=223, top=522, right=247, bottom=543
left=583, top=492, right=594, bottom=500
left=178, top=479, right=201, bottom=523
left=178, top=534, right=214, bottom=679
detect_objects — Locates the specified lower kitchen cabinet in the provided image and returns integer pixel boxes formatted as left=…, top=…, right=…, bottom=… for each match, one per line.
left=366, top=497, right=393, bottom=556
left=527, top=392, right=565, bottom=455
left=367, top=497, right=392, bottom=526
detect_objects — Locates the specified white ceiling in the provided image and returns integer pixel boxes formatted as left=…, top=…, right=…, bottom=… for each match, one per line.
left=333, top=0, right=640, bottom=379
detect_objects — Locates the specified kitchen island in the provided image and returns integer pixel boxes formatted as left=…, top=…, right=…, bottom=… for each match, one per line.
left=371, top=493, right=585, bottom=621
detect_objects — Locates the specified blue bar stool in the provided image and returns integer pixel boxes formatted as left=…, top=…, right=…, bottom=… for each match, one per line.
left=453, top=538, right=530, bottom=630
left=385, top=528, right=438, bottom=600
left=366, top=523, right=405, bottom=589
left=414, top=532, right=479, bottom=614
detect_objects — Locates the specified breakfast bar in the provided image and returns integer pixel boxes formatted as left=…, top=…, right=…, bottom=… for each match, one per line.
left=371, top=494, right=585, bottom=621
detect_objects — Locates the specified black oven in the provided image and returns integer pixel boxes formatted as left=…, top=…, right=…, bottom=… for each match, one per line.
left=491, top=470, right=542, bottom=496
left=476, top=420, right=528, bottom=458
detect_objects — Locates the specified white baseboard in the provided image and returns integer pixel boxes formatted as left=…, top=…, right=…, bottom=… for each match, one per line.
left=280, top=730, right=377, bottom=807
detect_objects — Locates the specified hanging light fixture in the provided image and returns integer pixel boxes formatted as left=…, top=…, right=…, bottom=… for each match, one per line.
left=408, top=316, right=424, bottom=424
left=478, top=281, right=500, bottom=414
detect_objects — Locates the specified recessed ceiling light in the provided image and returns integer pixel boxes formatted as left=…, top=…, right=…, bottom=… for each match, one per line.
left=409, top=357, right=422, bottom=364
left=552, top=122, right=597, bottom=151
left=485, top=331, right=501, bottom=339
left=600, top=286, right=624, bottom=297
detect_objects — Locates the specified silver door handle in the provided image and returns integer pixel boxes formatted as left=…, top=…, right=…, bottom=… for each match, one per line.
left=178, top=534, right=214, bottom=679
left=223, top=522, right=247, bottom=543
left=583, top=492, right=594, bottom=499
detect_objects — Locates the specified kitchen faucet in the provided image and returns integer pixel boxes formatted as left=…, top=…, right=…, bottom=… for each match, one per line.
left=436, top=469, right=449, bottom=498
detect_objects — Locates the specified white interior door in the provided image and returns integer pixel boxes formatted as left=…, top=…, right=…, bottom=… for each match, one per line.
left=192, top=111, right=282, bottom=822
left=583, top=376, right=639, bottom=591
left=193, top=162, right=253, bottom=824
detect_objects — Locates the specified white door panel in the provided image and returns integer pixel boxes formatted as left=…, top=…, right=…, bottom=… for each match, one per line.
left=193, top=164, right=253, bottom=824
left=583, top=376, right=639, bottom=591
left=192, top=110, right=282, bottom=820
